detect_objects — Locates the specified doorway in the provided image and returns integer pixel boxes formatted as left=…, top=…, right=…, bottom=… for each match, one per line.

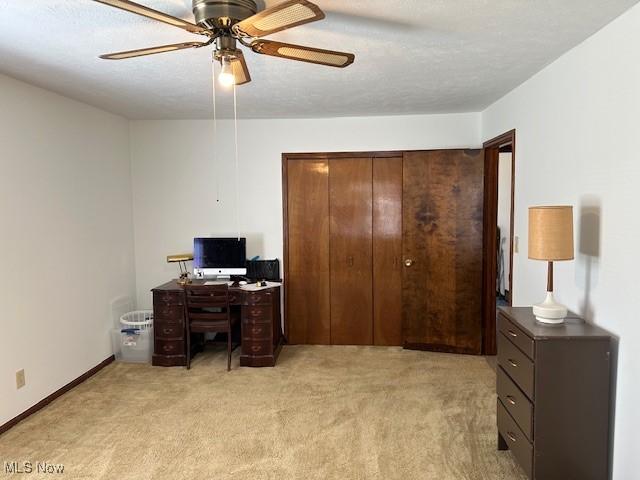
left=481, top=130, right=516, bottom=355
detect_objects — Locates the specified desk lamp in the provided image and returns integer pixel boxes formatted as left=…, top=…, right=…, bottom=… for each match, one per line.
left=528, top=206, right=574, bottom=324
left=167, top=253, right=194, bottom=286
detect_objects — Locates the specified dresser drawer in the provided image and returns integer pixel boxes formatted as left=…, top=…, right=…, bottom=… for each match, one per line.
left=242, top=305, right=272, bottom=321
left=498, top=314, right=534, bottom=359
left=154, top=291, right=184, bottom=306
left=245, top=291, right=274, bottom=306
left=242, top=339, right=272, bottom=356
left=498, top=333, right=534, bottom=400
left=155, top=323, right=184, bottom=340
left=497, top=367, right=533, bottom=441
left=154, top=305, right=184, bottom=323
left=155, top=339, right=184, bottom=356
left=497, top=400, right=533, bottom=479
left=242, top=323, right=271, bottom=341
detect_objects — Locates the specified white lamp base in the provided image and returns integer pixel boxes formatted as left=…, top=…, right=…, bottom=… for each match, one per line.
left=532, top=292, right=568, bottom=324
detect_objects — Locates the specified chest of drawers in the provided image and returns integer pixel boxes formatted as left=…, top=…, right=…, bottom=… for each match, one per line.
left=496, top=307, right=611, bottom=480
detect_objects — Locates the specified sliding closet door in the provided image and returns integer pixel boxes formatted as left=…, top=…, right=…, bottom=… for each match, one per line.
left=402, top=150, right=484, bottom=354
left=286, top=159, right=331, bottom=344
left=373, top=157, right=403, bottom=346
left=330, top=157, right=373, bottom=345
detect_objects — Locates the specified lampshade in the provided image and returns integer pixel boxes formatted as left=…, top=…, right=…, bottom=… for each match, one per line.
left=528, top=206, right=574, bottom=261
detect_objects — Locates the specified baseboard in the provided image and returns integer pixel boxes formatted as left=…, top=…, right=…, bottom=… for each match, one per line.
left=0, top=355, right=115, bottom=436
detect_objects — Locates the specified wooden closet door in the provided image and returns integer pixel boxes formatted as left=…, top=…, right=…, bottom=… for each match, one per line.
left=330, top=157, right=373, bottom=345
left=373, top=157, right=403, bottom=346
left=286, top=159, right=331, bottom=344
left=402, top=150, right=484, bottom=354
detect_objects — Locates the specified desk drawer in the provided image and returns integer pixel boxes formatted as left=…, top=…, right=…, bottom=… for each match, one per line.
left=154, top=305, right=184, bottom=323
left=245, top=291, right=273, bottom=306
left=498, top=333, right=534, bottom=400
left=155, top=339, right=184, bottom=356
left=154, top=292, right=184, bottom=306
left=242, top=305, right=272, bottom=321
left=498, top=314, right=534, bottom=360
left=497, top=367, right=533, bottom=441
left=242, top=323, right=271, bottom=341
left=497, top=400, right=533, bottom=478
left=242, top=339, right=272, bottom=356
left=155, top=324, right=184, bottom=340
left=228, top=291, right=242, bottom=305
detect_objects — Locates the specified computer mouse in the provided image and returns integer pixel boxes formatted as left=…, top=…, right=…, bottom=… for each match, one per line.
left=239, top=280, right=248, bottom=286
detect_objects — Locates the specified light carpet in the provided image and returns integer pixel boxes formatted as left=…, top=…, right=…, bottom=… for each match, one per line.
left=0, top=346, right=526, bottom=479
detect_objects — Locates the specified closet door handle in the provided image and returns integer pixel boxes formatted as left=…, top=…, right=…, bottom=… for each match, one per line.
left=347, top=256, right=354, bottom=267
left=404, top=259, right=414, bottom=267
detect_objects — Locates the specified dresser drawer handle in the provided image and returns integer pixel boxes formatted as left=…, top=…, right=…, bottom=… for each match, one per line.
left=506, top=432, right=517, bottom=443
left=251, top=327, right=263, bottom=335
left=251, top=345, right=262, bottom=353
left=506, top=395, right=517, bottom=406
left=507, top=330, right=518, bottom=338
left=162, top=328, right=173, bottom=335
left=507, top=359, right=518, bottom=368
left=250, top=309, right=261, bottom=317
left=163, top=344, right=175, bottom=352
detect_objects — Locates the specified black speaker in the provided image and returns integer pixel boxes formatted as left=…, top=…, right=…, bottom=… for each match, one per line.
left=246, top=259, right=280, bottom=281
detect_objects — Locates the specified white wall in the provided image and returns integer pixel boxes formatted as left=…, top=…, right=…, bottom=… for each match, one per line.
left=482, top=4, right=640, bottom=478
left=0, top=74, right=136, bottom=427
left=497, top=152, right=512, bottom=295
left=130, top=113, right=481, bottom=308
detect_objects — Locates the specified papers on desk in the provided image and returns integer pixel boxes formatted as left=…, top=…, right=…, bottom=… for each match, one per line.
left=240, top=281, right=282, bottom=291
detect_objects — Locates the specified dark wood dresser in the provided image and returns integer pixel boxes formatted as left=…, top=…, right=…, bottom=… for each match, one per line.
left=151, top=280, right=283, bottom=368
left=496, top=307, right=611, bottom=480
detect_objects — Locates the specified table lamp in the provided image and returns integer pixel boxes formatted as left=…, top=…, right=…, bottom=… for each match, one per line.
left=528, top=206, right=574, bottom=324
left=167, top=253, right=194, bottom=286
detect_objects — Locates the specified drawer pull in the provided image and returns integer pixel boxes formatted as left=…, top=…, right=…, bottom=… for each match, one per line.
left=507, top=358, right=518, bottom=368
left=506, top=395, right=517, bottom=406
left=163, top=328, right=173, bottom=335
left=507, top=330, right=518, bottom=338
left=251, top=345, right=262, bottom=353
left=163, top=344, right=175, bottom=352
left=506, top=432, right=517, bottom=442
left=251, top=327, right=263, bottom=335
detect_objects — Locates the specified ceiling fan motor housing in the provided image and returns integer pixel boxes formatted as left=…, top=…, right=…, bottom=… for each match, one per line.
left=192, top=0, right=258, bottom=29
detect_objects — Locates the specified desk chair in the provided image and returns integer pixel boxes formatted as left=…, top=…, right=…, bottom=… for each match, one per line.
left=184, top=284, right=239, bottom=371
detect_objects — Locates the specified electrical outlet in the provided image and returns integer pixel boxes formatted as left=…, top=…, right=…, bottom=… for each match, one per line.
left=16, top=369, right=25, bottom=389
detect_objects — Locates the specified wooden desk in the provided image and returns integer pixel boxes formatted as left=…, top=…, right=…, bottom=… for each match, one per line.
left=151, top=280, right=283, bottom=368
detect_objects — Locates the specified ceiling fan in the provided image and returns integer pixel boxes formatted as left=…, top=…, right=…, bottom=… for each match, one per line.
left=93, top=0, right=355, bottom=86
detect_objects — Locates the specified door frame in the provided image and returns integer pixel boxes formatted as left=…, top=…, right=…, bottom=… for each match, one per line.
left=481, top=130, right=516, bottom=355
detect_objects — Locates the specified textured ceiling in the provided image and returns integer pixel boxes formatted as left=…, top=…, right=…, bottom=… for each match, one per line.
left=0, top=0, right=637, bottom=119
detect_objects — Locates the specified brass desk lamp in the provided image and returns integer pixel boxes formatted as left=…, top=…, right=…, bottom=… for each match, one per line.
left=167, top=253, right=194, bottom=285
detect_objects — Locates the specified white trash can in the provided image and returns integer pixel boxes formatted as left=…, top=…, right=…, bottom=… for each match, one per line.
left=116, top=311, right=154, bottom=363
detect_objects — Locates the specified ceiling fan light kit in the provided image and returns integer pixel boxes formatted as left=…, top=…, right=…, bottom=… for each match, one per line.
left=94, top=0, right=355, bottom=86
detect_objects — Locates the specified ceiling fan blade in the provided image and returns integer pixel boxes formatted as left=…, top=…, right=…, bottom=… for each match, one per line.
left=92, top=0, right=208, bottom=34
left=235, top=0, right=325, bottom=37
left=230, top=51, right=252, bottom=85
left=251, top=40, right=354, bottom=68
left=100, top=41, right=207, bottom=60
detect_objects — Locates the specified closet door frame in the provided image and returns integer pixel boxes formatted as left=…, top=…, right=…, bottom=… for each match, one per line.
left=282, top=151, right=402, bottom=342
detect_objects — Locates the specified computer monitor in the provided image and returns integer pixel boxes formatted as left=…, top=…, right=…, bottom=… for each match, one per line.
left=193, top=237, right=247, bottom=279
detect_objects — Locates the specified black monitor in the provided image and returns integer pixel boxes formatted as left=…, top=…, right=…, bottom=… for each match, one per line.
left=193, top=237, right=246, bottom=278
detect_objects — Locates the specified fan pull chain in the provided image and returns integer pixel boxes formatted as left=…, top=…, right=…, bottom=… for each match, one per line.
left=212, top=58, right=220, bottom=203
left=233, top=81, right=241, bottom=240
